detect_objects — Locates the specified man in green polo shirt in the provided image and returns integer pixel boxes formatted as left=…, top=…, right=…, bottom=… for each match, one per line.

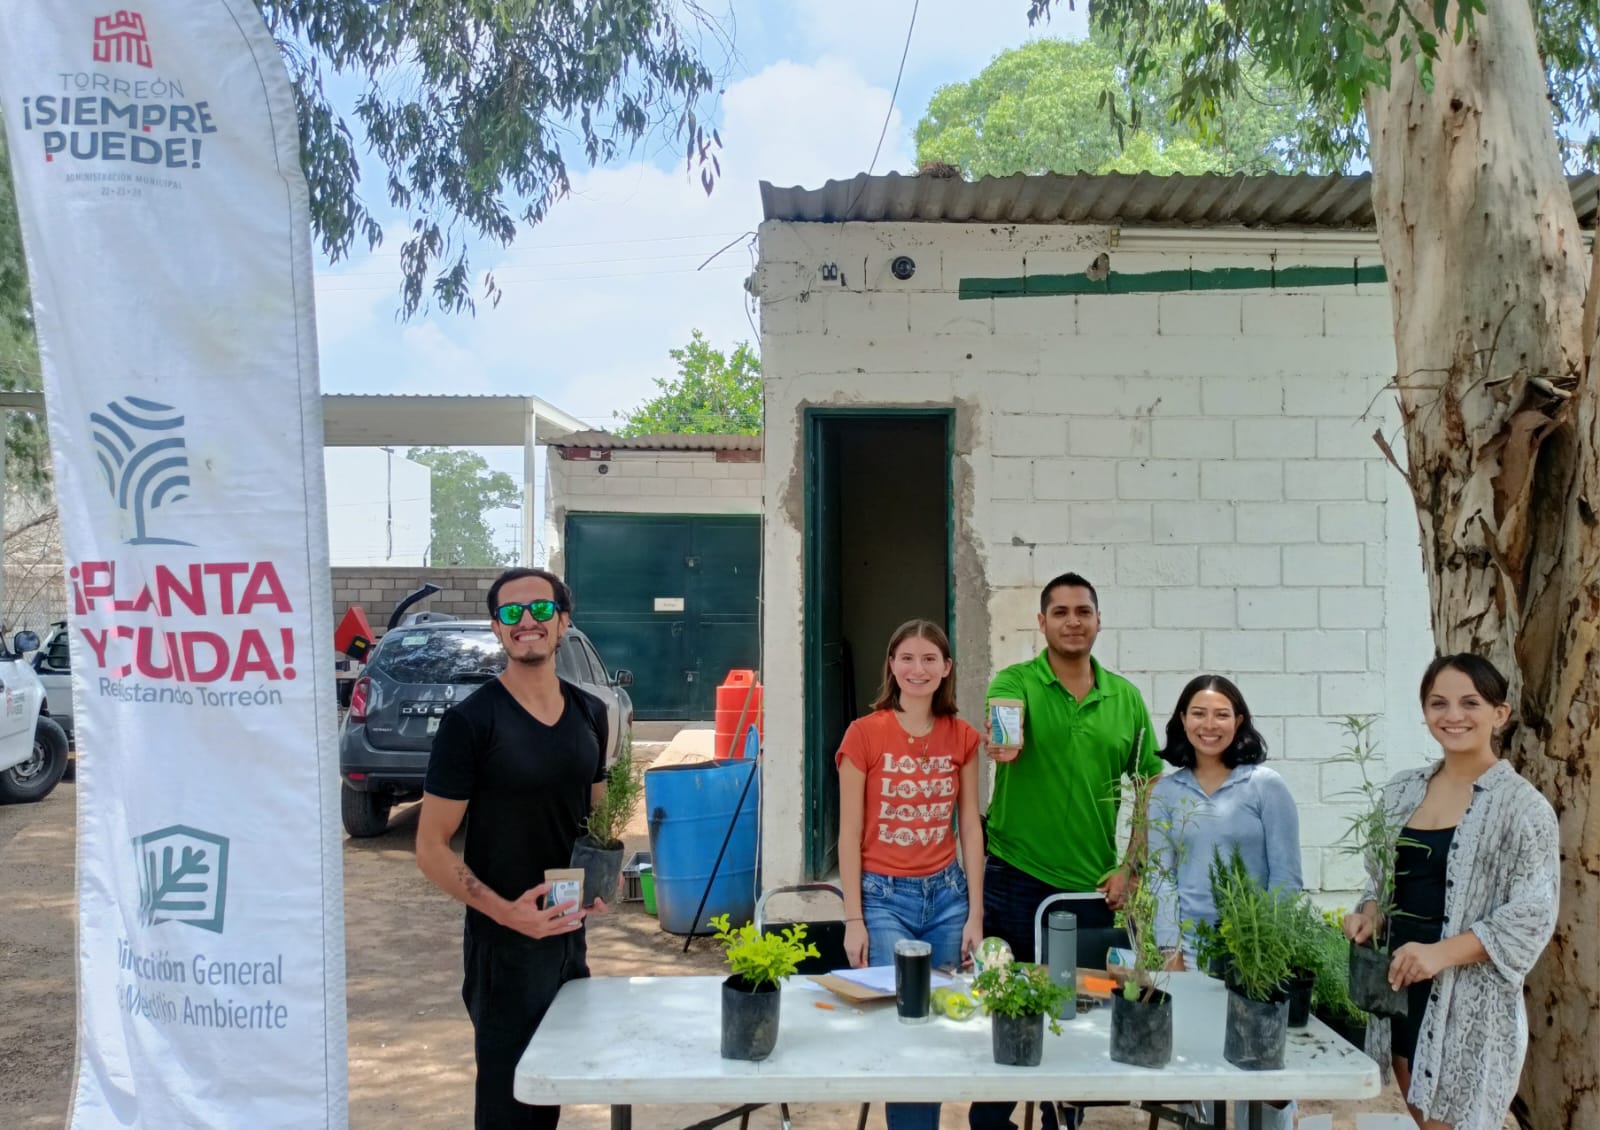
left=970, top=571, right=1162, bottom=1130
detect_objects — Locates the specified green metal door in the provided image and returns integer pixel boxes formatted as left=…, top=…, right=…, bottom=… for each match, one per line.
left=564, top=513, right=760, bottom=720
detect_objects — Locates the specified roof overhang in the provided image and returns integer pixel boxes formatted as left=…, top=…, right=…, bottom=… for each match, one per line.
left=0, top=392, right=588, bottom=448
left=760, top=171, right=1600, bottom=230
left=321, top=395, right=586, bottom=447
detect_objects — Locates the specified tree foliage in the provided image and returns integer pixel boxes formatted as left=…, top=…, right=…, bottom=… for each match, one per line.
left=0, top=119, right=49, bottom=496
left=915, top=35, right=1333, bottom=178
left=1024, top=0, right=1600, bottom=172
left=406, top=446, right=520, bottom=568
left=614, top=330, right=761, bottom=436
left=258, top=0, right=726, bottom=317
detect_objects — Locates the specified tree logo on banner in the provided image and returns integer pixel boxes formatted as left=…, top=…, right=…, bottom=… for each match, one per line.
left=89, top=396, right=194, bottom=545
left=133, top=825, right=229, bottom=934
left=91, top=11, right=154, bottom=68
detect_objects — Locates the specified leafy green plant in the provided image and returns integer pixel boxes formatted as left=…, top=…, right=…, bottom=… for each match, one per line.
left=582, top=736, right=644, bottom=848
left=1330, top=715, right=1406, bottom=953
left=1211, top=848, right=1295, bottom=1003
left=972, top=963, right=1069, bottom=1033
left=1190, top=918, right=1226, bottom=976
left=710, top=914, right=820, bottom=990
left=1112, top=771, right=1189, bottom=1001
left=1284, top=893, right=1328, bottom=976
left=1308, top=908, right=1368, bottom=1027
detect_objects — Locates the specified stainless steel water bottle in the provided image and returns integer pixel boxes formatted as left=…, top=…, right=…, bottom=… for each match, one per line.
left=1046, top=910, right=1077, bottom=1017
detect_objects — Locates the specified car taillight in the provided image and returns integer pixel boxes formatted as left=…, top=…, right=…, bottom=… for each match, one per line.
left=348, top=676, right=371, bottom=723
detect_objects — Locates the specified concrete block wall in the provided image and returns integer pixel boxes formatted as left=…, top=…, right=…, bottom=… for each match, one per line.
left=544, top=449, right=761, bottom=574
left=755, top=219, right=1435, bottom=891
left=330, top=567, right=503, bottom=634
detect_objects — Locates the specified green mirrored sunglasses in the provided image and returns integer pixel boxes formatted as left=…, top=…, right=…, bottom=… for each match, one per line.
left=494, top=600, right=560, bottom=626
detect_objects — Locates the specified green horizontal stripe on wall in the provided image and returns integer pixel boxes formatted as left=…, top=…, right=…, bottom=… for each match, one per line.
left=958, top=263, right=1387, bottom=299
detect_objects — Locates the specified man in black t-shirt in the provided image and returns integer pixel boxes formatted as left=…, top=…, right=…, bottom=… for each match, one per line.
left=417, top=567, right=609, bottom=1130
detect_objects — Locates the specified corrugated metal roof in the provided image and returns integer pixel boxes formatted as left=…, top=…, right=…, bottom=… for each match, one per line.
left=760, top=171, right=1600, bottom=230
left=553, top=430, right=763, bottom=453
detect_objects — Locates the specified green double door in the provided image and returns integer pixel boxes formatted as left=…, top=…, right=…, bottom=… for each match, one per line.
left=564, top=513, right=760, bottom=720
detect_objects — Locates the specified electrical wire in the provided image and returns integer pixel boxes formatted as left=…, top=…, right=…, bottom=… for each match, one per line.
left=844, top=0, right=920, bottom=220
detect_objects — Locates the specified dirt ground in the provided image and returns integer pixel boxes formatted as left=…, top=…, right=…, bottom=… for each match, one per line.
left=1, top=749, right=1429, bottom=1130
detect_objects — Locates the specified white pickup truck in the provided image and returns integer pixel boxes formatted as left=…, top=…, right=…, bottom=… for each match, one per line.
left=0, top=629, right=71, bottom=804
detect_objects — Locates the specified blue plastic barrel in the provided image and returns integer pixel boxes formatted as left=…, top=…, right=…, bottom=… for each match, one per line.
left=645, top=758, right=761, bottom=935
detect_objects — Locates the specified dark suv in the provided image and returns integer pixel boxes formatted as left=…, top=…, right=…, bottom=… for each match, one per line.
left=338, top=619, right=633, bottom=837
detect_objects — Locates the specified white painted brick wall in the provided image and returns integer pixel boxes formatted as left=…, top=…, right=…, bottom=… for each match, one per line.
left=1071, top=502, right=1153, bottom=543
left=1117, top=460, right=1199, bottom=500
left=1069, top=417, right=1151, bottom=458
left=1152, top=418, right=1233, bottom=459
left=1286, top=460, right=1368, bottom=500
left=1199, top=545, right=1281, bottom=586
left=757, top=220, right=1428, bottom=895
left=1201, top=460, right=1282, bottom=501
left=1236, top=503, right=1318, bottom=543
left=1235, top=417, right=1318, bottom=459
left=993, top=413, right=1068, bottom=456
left=1238, top=589, right=1320, bottom=629
left=547, top=451, right=761, bottom=517
left=1153, top=587, right=1237, bottom=629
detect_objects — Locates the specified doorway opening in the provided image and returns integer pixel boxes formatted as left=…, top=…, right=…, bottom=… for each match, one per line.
left=804, top=410, right=952, bottom=878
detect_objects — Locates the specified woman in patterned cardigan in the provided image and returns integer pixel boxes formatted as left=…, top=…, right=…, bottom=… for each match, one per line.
left=1342, top=654, right=1559, bottom=1130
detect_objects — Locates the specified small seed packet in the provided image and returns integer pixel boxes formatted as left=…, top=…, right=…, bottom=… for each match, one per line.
left=989, top=698, right=1025, bottom=747
left=544, top=868, right=584, bottom=916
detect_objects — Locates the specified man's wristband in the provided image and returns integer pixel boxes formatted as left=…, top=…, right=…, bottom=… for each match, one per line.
left=843, top=917, right=864, bottom=922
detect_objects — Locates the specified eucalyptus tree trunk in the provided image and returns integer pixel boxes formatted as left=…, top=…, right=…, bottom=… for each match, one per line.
left=1364, top=2, right=1599, bottom=1125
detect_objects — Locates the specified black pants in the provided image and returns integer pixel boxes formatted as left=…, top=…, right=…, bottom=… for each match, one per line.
left=462, top=924, right=589, bottom=1130
left=969, top=856, right=1117, bottom=1130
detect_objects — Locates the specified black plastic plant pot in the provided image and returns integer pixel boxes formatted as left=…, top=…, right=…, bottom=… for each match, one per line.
left=991, top=1012, right=1045, bottom=1066
left=1283, top=972, right=1316, bottom=1029
left=721, top=976, right=781, bottom=1061
left=1347, top=941, right=1409, bottom=1020
left=1314, top=1007, right=1368, bottom=1051
left=570, top=837, right=624, bottom=908
left=1109, top=988, right=1173, bottom=1069
left=1223, top=988, right=1288, bottom=1071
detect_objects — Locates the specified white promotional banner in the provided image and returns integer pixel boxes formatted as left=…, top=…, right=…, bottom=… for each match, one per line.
left=0, top=4, right=346, bottom=1127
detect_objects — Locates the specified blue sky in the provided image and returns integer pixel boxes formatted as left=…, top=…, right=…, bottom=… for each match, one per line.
left=313, top=1, right=1089, bottom=557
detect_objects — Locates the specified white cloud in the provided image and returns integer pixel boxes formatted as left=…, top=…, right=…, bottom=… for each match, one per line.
left=315, top=55, right=915, bottom=422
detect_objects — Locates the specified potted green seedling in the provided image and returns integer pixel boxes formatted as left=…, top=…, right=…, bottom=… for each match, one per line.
left=1331, top=716, right=1410, bottom=1020
left=1281, top=894, right=1325, bottom=1029
left=1212, top=849, right=1295, bottom=1070
left=570, top=736, right=644, bottom=907
left=972, top=960, right=1070, bottom=1067
left=710, top=913, right=819, bottom=1061
left=1309, top=907, right=1369, bottom=1049
left=1108, top=773, right=1184, bottom=1069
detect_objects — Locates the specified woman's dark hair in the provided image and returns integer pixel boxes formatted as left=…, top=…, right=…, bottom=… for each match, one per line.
left=871, top=620, right=959, bottom=717
left=1162, top=674, right=1267, bottom=769
left=1420, top=653, right=1510, bottom=709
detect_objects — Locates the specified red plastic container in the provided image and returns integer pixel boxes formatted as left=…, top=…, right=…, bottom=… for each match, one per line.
left=714, top=670, right=764, bottom=759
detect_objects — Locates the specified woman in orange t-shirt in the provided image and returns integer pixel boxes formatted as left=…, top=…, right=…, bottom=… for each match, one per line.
left=837, top=619, right=985, bottom=977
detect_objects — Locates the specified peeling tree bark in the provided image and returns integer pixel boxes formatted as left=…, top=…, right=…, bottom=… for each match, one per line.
left=1364, top=3, right=1600, bottom=1125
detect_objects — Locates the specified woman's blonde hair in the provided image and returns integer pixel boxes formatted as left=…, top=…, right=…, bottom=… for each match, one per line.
left=871, top=620, right=958, bottom=717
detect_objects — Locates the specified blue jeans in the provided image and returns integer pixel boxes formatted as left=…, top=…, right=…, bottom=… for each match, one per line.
left=864, top=861, right=970, bottom=1130
left=969, top=856, right=1117, bottom=1130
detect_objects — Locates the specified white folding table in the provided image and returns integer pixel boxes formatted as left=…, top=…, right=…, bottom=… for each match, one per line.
left=514, top=972, right=1379, bottom=1130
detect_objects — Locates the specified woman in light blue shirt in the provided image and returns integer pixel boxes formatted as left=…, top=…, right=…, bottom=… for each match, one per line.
left=1149, top=674, right=1303, bottom=1130
left=1148, top=674, right=1303, bottom=966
